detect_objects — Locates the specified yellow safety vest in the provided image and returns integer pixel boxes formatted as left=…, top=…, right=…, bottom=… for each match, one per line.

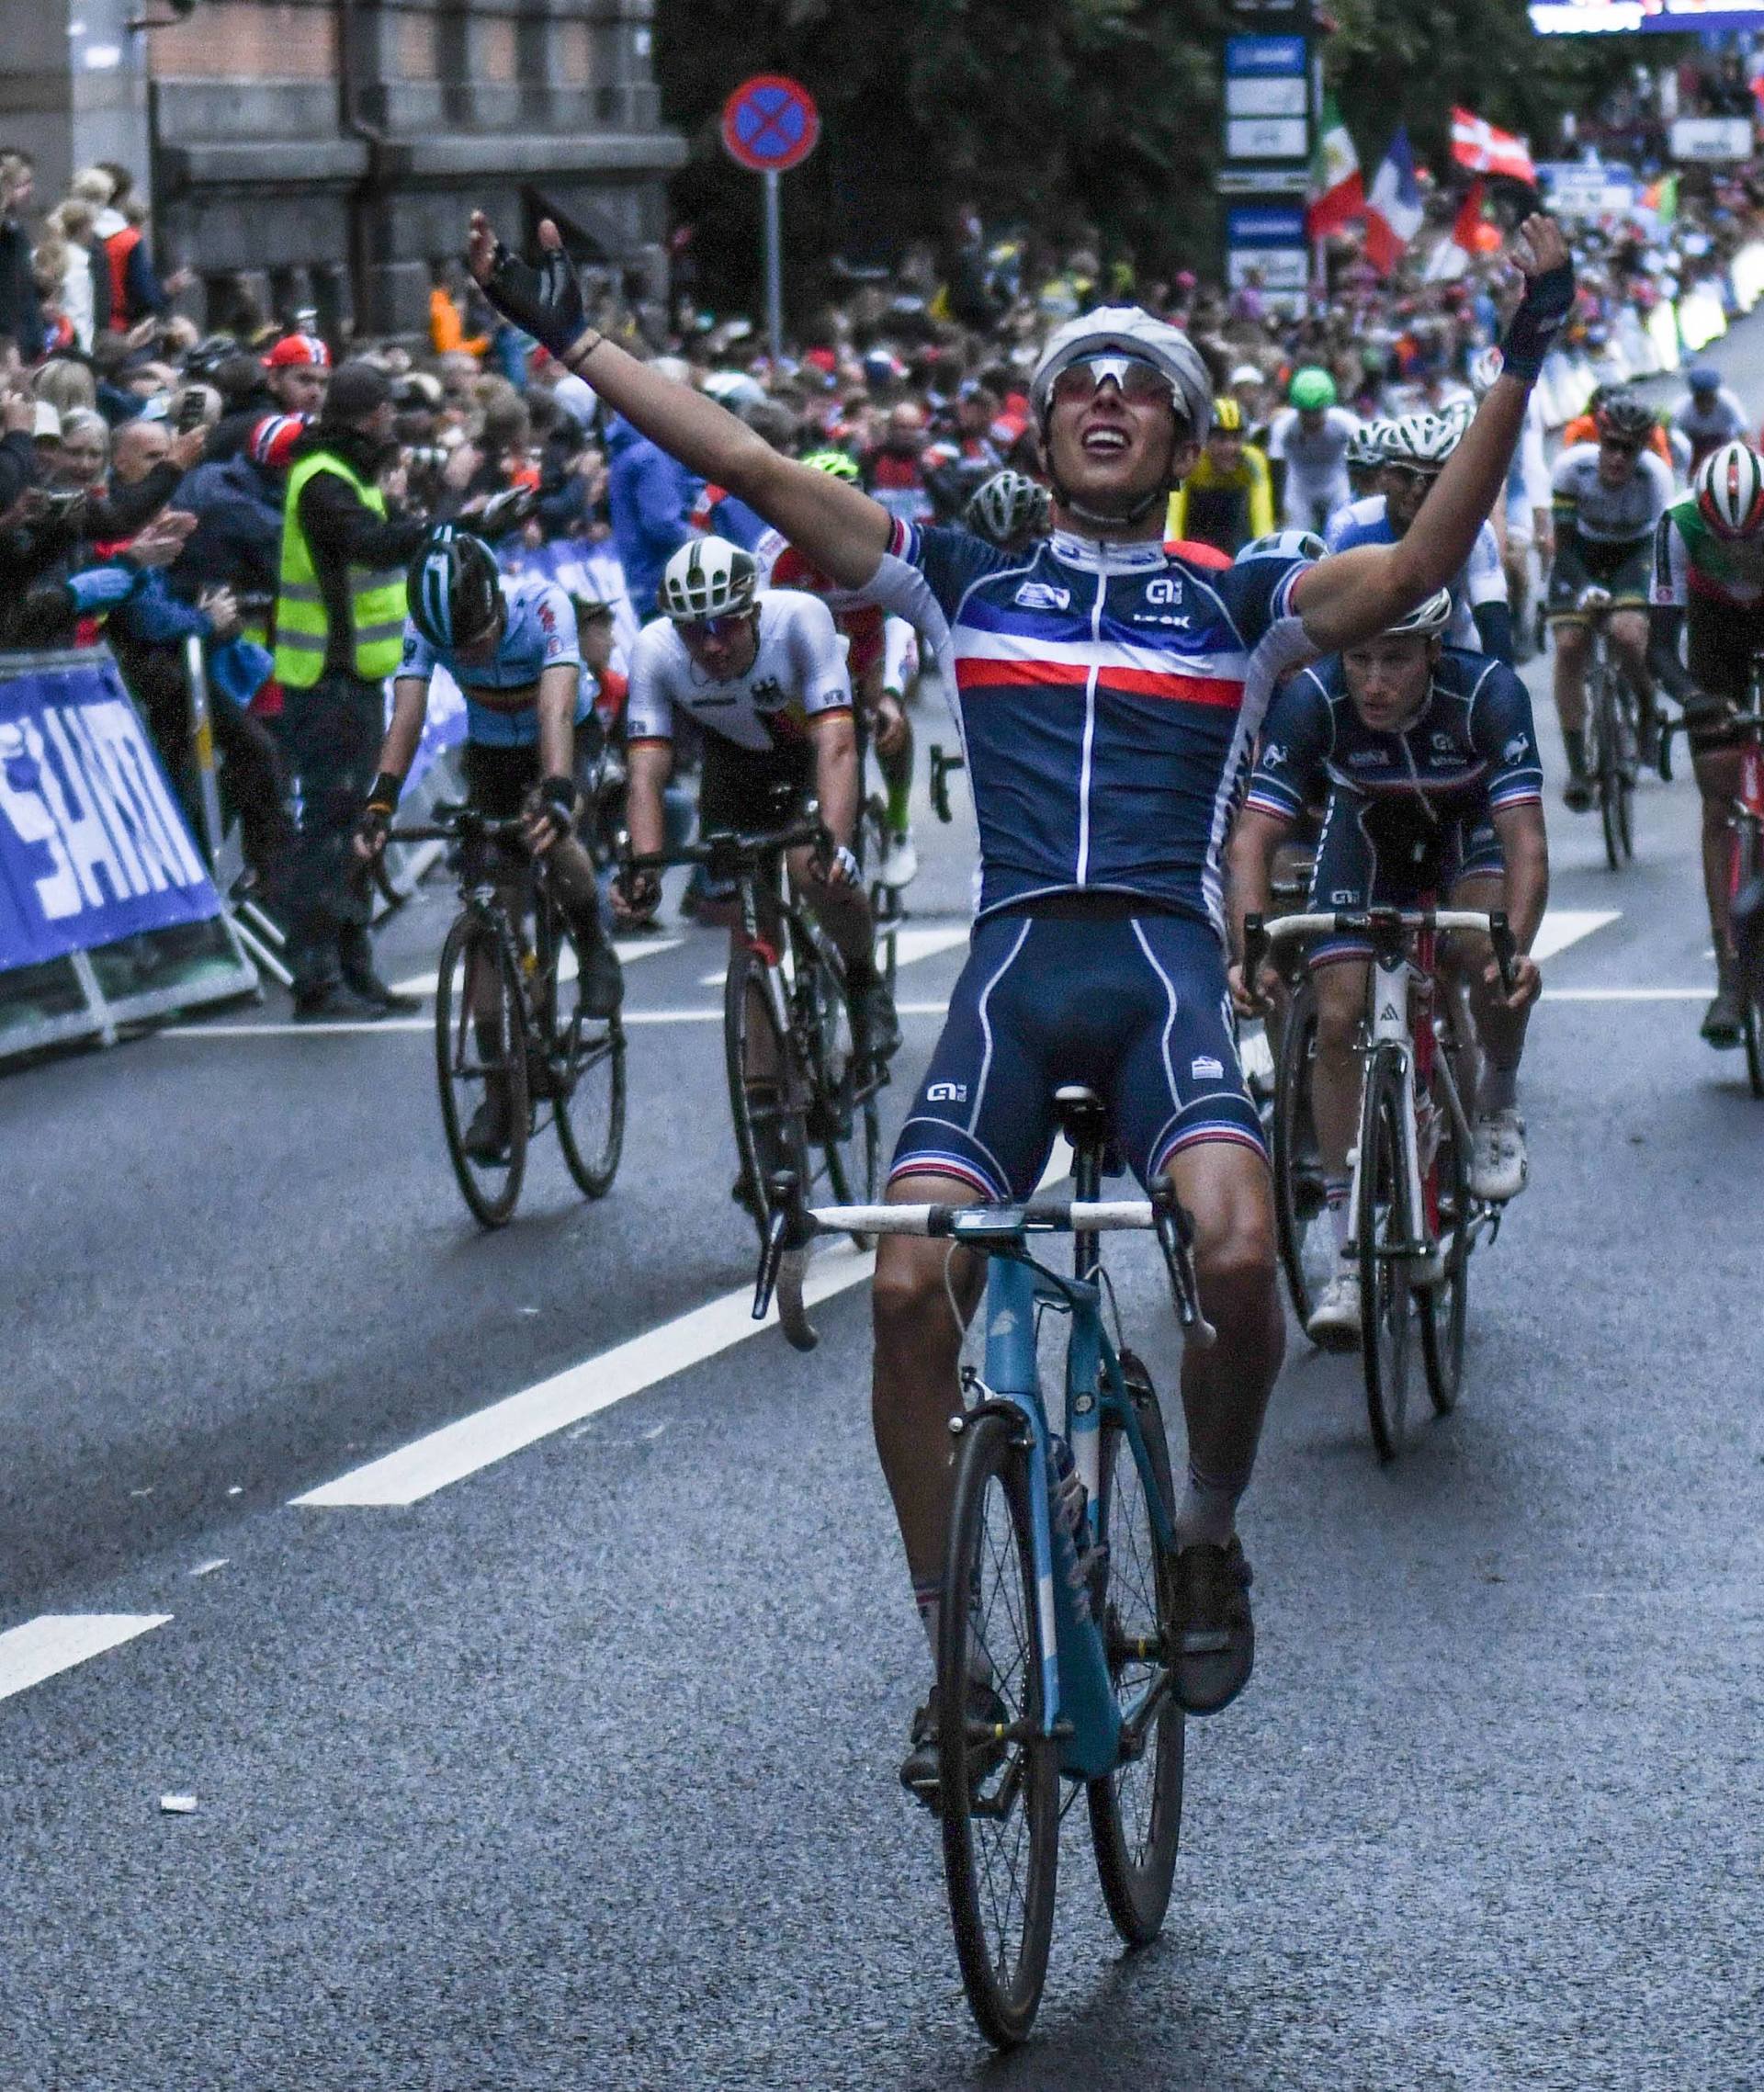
left=274, top=450, right=408, bottom=688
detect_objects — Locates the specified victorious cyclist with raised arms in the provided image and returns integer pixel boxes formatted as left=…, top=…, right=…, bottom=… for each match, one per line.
left=464, top=207, right=1573, bottom=1771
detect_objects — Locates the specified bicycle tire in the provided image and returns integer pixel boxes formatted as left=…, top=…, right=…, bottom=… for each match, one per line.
left=724, top=944, right=810, bottom=1237
left=1736, top=827, right=1764, bottom=1100
left=939, top=1408, right=1060, bottom=2051
left=1595, top=665, right=1624, bottom=873
left=798, top=949, right=881, bottom=1223
left=1419, top=1080, right=1471, bottom=1416
left=1357, top=1046, right=1414, bottom=1462
left=859, top=794, right=900, bottom=995
left=1087, top=1351, right=1184, bottom=1947
left=1271, top=976, right=1329, bottom=1327
left=435, top=910, right=529, bottom=1227
left=550, top=933, right=627, bottom=1199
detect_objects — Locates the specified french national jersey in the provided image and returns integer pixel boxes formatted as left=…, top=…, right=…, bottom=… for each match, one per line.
left=862, top=520, right=1317, bottom=931
left=396, top=572, right=586, bottom=749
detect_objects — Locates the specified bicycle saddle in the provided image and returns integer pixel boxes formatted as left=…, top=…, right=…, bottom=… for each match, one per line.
left=1052, top=1084, right=1114, bottom=1152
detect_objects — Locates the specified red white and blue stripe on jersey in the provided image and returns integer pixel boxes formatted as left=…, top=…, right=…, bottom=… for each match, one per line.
left=862, top=519, right=1316, bottom=933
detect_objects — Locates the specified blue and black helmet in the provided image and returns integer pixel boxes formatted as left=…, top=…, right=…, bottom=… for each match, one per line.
left=407, top=525, right=502, bottom=651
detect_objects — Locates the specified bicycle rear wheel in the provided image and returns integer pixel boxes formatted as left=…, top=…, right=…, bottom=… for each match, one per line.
left=1594, top=666, right=1628, bottom=872
left=1272, top=975, right=1331, bottom=1326
left=435, top=910, right=529, bottom=1227
left=1087, top=1351, right=1183, bottom=1947
left=1419, top=1082, right=1471, bottom=1415
left=725, top=944, right=810, bottom=1235
left=1357, top=1046, right=1414, bottom=1462
left=798, top=952, right=881, bottom=1216
left=939, top=1408, right=1060, bottom=2051
left=549, top=922, right=627, bottom=1199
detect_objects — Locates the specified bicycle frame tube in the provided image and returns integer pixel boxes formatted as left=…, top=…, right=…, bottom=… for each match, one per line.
left=1346, top=944, right=1426, bottom=1255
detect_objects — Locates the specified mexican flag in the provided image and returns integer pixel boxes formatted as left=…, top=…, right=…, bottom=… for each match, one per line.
left=1308, top=95, right=1364, bottom=237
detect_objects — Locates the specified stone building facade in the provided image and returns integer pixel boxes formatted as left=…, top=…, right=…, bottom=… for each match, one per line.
left=7, top=0, right=684, bottom=336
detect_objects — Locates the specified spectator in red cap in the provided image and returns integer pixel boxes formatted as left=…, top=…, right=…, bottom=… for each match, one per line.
left=205, top=333, right=330, bottom=463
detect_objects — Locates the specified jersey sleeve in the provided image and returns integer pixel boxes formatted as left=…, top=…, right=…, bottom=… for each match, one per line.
left=396, top=616, right=435, bottom=684
left=1242, top=669, right=1331, bottom=820
left=1467, top=661, right=1544, bottom=810
left=863, top=517, right=1011, bottom=623
left=1461, top=521, right=1508, bottom=608
left=1652, top=508, right=1691, bottom=609
left=534, top=582, right=581, bottom=670
left=1216, top=541, right=1312, bottom=646
left=624, top=626, right=677, bottom=743
left=784, top=594, right=854, bottom=718
left=1640, top=450, right=1676, bottom=528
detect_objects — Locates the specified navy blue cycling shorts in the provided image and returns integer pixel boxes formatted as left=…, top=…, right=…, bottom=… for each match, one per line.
left=889, top=909, right=1266, bottom=1200
left=1306, top=798, right=1503, bottom=967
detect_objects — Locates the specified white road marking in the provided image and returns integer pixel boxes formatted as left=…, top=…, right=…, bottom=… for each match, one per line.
left=700, top=921, right=970, bottom=987
left=1546, top=987, right=1707, bottom=1001
left=293, top=1243, right=876, bottom=1508
left=0, top=1614, right=171, bottom=1704
left=188, top=1559, right=228, bottom=1578
left=1532, top=910, right=1621, bottom=961
left=163, top=1001, right=954, bottom=1040
left=393, top=936, right=681, bottom=999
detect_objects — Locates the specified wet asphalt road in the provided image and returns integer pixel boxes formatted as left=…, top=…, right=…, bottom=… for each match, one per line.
left=4, top=347, right=1763, bottom=2090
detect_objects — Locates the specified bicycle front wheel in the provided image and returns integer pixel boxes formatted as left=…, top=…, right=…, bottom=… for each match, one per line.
left=435, top=910, right=529, bottom=1227
left=1419, top=1081, right=1471, bottom=1415
left=725, top=944, right=810, bottom=1235
left=939, top=1408, right=1060, bottom=2052
left=1358, top=1046, right=1414, bottom=1462
left=1087, top=1351, right=1183, bottom=1947
left=552, top=982, right=627, bottom=1202
left=1272, top=974, right=1331, bottom=1326
left=1593, top=665, right=1628, bottom=872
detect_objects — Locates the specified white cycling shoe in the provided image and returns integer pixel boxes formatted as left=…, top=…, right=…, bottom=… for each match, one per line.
left=879, top=827, right=919, bottom=889
left=1469, top=1108, right=1528, bottom=1203
left=1306, top=1268, right=1362, bottom=1351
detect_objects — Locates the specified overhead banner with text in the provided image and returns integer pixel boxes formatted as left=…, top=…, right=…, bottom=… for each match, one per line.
left=0, top=650, right=222, bottom=969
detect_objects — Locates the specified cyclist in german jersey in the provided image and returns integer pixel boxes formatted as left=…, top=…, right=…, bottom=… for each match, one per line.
left=1324, top=411, right=1512, bottom=662
left=1650, top=440, right=1764, bottom=1046
left=356, top=528, right=625, bottom=1156
left=1547, top=391, right=1675, bottom=809
left=1227, top=590, right=1547, bottom=1344
left=617, top=537, right=900, bottom=1066
left=468, top=200, right=1573, bottom=1770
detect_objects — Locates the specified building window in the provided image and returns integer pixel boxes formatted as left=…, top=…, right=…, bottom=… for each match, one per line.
left=395, top=11, right=440, bottom=83
left=148, top=1, right=338, bottom=79
left=478, top=17, right=517, bottom=85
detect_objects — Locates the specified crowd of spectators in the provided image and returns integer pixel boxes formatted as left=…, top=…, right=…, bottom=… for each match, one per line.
left=2, top=127, right=1764, bottom=948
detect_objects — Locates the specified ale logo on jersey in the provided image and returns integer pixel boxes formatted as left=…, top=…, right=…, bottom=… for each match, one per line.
left=1013, top=582, right=1071, bottom=612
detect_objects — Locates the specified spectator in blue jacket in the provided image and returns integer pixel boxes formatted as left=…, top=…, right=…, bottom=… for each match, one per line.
left=604, top=357, right=699, bottom=616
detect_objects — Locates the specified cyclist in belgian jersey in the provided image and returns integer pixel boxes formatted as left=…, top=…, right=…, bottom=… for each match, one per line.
left=616, top=536, right=900, bottom=1069
left=356, top=527, right=625, bottom=1155
left=1325, top=411, right=1512, bottom=662
left=1165, top=395, right=1276, bottom=557
left=467, top=202, right=1573, bottom=1766
left=1650, top=440, right=1764, bottom=1046
left=1547, top=391, right=1675, bottom=809
left=1227, top=590, right=1547, bottom=1345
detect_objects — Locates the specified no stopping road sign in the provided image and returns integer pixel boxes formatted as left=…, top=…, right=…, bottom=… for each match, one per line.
left=720, top=74, right=820, bottom=174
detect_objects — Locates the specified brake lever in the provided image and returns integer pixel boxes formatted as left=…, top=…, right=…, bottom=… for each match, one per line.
left=752, top=1170, right=819, bottom=1351
left=1240, top=911, right=1270, bottom=1003
left=928, top=743, right=966, bottom=825
left=1152, top=1186, right=1216, bottom=1349
left=1488, top=910, right=1518, bottom=998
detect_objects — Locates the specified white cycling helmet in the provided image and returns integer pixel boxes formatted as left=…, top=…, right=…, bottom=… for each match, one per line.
left=1346, top=421, right=1389, bottom=471
left=658, top=535, right=759, bottom=621
left=1694, top=440, right=1764, bottom=538
left=1381, top=586, right=1455, bottom=639
left=966, top=468, right=1052, bottom=546
left=1468, top=346, right=1505, bottom=399
left=1030, top=305, right=1214, bottom=438
left=1237, top=528, right=1327, bottom=563
left=1381, top=411, right=1462, bottom=471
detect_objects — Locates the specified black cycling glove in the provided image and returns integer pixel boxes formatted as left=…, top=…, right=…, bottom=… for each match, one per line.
left=538, top=774, right=578, bottom=820
left=1498, top=259, right=1577, bottom=385
left=474, top=237, right=589, bottom=362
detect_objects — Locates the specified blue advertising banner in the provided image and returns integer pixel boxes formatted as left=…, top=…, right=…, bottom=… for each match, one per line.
left=0, top=650, right=221, bottom=969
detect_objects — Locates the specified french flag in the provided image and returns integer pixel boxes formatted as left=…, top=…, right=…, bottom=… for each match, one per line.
left=1364, top=127, right=1424, bottom=277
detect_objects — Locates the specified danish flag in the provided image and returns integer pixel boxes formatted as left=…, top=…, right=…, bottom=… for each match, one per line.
left=1450, top=107, right=1537, bottom=188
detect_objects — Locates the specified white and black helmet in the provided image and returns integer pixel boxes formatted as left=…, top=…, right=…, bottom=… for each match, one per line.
left=1029, top=305, right=1214, bottom=438
left=1346, top=420, right=1389, bottom=471
left=1381, top=586, right=1455, bottom=639
left=1381, top=412, right=1463, bottom=471
left=659, top=536, right=759, bottom=621
left=1694, top=440, right=1764, bottom=538
left=966, top=469, right=1052, bottom=546
left=1468, top=346, right=1505, bottom=399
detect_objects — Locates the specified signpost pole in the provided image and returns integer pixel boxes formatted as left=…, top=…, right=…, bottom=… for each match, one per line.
left=763, top=167, right=784, bottom=366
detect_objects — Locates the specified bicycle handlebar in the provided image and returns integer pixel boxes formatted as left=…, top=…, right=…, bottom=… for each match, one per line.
left=752, top=1172, right=1216, bottom=1352
left=1242, top=907, right=1518, bottom=996
left=622, top=816, right=828, bottom=875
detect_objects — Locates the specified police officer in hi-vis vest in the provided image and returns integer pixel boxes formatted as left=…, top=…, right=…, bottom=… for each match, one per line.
left=274, top=363, right=435, bottom=1020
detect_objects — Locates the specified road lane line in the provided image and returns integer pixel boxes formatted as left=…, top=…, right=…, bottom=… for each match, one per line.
left=163, top=1001, right=955, bottom=1040
left=393, top=936, right=682, bottom=999
left=0, top=1614, right=171, bottom=1704
left=293, top=1245, right=876, bottom=1507
left=1532, top=910, right=1621, bottom=961
left=300, top=1115, right=1066, bottom=1508
left=1546, top=987, right=1706, bottom=1001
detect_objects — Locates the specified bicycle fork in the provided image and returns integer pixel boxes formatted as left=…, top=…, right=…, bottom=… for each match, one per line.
left=1345, top=950, right=1430, bottom=1262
